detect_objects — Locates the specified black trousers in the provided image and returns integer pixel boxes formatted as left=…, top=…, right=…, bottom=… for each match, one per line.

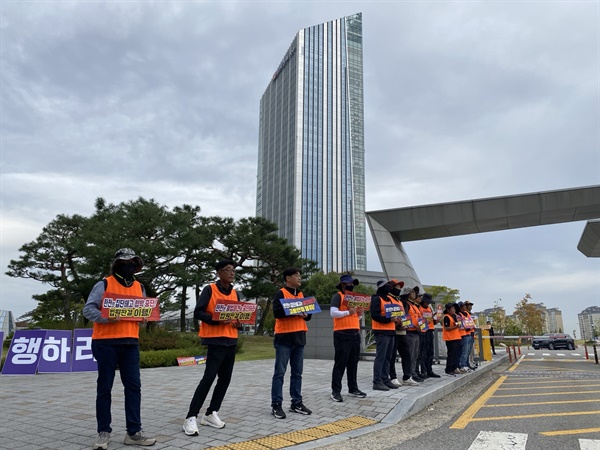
left=186, top=344, right=236, bottom=418
left=331, top=331, right=360, bottom=393
left=420, top=330, right=435, bottom=374
left=445, top=339, right=461, bottom=374
left=395, top=334, right=412, bottom=380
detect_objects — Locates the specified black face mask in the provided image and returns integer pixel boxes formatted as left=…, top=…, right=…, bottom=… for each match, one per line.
left=390, top=287, right=401, bottom=296
left=116, top=262, right=137, bottom=277
left=344, top=285, right=354, bottom=292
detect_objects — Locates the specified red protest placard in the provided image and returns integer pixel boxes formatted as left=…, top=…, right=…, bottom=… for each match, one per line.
left=101, top=292, right=161, bottom=321
left=211, top=300, right=257, bottom=324
left=343, top=293, right=371, bottom=309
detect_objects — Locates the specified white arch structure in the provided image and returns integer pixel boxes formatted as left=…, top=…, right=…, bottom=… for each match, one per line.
left=366, top=185, right=600, bottom=287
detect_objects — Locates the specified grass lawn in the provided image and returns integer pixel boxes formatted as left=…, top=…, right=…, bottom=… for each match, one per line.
left=236, top=334, right=275, bottom=361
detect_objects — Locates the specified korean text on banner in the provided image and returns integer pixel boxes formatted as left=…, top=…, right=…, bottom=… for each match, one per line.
left=71, top=328, right=97, bottom=372
left=38, top=330, right=72, bottom=373
left=1, top=329, right=47, bottom=375
left=101, top=292, right=161, bottom=321
left=212, top=300, right=257, bottom=324
left=343, top=293, right=371, bottom=309
left=281, top=297, right=321, bottom=316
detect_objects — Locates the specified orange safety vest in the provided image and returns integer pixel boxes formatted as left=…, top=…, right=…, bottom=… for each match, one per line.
left=406, top=301, right=423, bottom=332
left=442, top=314, right=462, bottom=341
left=199, top=283, right=239, bottom=339
left=92, top=276, right=142, bottom=340
left=333, top=292, right=360, bottom=332
left=420, top=304, right=434, bottom=330
left=274, top=288, right=308, bottom=334
left=371, top=295, right=399, bottom=331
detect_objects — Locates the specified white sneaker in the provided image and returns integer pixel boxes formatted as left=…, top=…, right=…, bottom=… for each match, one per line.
left=182, top=417, right=199, bottom=436
left=93, top=432, right=110, bottom=450
left=200, top=411, right=225, bottom=429
left=390, top=378, right=402, bottom=387
left=403, top=377, right=419, bottom=386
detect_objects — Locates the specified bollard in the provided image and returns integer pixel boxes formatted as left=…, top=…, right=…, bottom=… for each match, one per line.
left=518, top=346, right=521, bottom=356
left=512, top=345, right=517, bottom=361
left=507, top=346, right=512, bottom=363
left=594, top=345, right=599, bottom=364
left=585, top=345, right=589, bottom=360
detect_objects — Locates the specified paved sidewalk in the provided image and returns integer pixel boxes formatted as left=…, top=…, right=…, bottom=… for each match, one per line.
left=0, top=355, right=507, bottom=450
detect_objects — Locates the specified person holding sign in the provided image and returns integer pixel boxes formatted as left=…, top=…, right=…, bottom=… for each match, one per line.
left=370, top=279, right=403, bottom=391
left=418, top=293, right=440, bottom=378
left=329, top=274, right=368, bottom=402
left=270, top=268, right=313, bottom=419
left=183, top=260, right=242, bottom=436
left=401, top=285, right=426, bottom=384
left=442, top=302, right=462, bottom=376
left=83, top=248, right=156, bottom=449
left=457, top=301, right=476, bottom=372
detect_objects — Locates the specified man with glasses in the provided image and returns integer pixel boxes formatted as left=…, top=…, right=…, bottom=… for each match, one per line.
left=183, top=260, right=241, bottom=436
left=270, top=267, right=312, bottom=419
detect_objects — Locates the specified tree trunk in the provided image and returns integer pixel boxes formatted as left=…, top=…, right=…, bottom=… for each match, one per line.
left=180, top=285, right=188, bottom=332
left=254, top=298, right=272, bottom=336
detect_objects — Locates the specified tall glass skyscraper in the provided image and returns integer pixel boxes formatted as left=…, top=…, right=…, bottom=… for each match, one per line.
left=256, top=13, right=366, bottom=272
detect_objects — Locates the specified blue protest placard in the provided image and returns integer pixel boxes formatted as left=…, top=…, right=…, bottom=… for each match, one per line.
left=1, top=329, right=47, bottom=375
left=38, top=330, right=72, bottom=373
left=280, top=297, right=321, bottom=316
left=71, top=328, right=97, bottom=372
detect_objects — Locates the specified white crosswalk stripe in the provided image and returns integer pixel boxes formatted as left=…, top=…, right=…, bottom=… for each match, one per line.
left=579, top=439, right=600, bottom=450
left=467, top=432, right=600, bottom=449
left=468, top=431, right=528, bottom=450
left=557, top=353, right=566, bottom=356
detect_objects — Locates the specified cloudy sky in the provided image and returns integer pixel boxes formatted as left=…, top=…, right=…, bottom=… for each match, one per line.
left=1, top=1, right=598, bottom=337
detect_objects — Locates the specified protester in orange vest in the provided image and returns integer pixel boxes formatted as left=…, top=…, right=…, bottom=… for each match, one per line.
left=83, top=248, right=156, bottom=449
left=401, top=285, right=426, bottom=383
left=330, top=274, right=367, bottom=402
left=270, top=267, right=312, bottom=419
left=182, top=260, right=242, bottom=436
left=418, top=293, right=441, bottom=378
left=370, top=279, right=403, bottom=391
left=387, top=279, right=407, bottom=387
left=457, top=301, right=476, bottom=373
left=442, top=302, right=463, bottom=376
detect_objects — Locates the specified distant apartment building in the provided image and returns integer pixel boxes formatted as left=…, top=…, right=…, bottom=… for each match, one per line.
left=545, top=308, right=564, bottom=333
left=578, top=306, right=600, bottom=341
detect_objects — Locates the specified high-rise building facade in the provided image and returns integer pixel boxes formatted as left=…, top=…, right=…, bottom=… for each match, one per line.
left=578, top=306, right=600, bottom=341
left=256, top=13, right=366, bottom=272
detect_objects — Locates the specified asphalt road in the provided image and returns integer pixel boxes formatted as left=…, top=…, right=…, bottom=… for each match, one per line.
left=320, top=348, right=600, bottom=450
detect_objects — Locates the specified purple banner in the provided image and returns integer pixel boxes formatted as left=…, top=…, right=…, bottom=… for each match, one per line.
left=71, top=328, right=97, bottom=372
left=38, top=330, right=72, bottom=373
left=1, top=330, right=47, bottom=375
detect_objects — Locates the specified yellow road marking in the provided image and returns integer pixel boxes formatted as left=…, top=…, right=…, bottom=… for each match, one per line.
left=502, top=379, right=598, bottom=385
left=469, top=410, right=600, bottom=422
left=540, top=427, right=600, bottom=436
left=497, top=384, right=600, bottom=390
left=507, top=355, right=525, bottom=372
left=449, top=375, right=507, bottom=429
left=494, top=390, right=600, bottom=398
left=484, top=399, right=600, bottom=407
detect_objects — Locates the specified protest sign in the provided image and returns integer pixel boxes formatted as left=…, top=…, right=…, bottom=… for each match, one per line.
left=38, top=330, right=72, bottom=373
left=177, top=356, right=207, bottom=366
left=435, top=304, right=443, bottom=321
left=101, top=292, right=161, bottom=321
left=212, top=300, right=257, bottom=324
left=384, top=303, right=411, bottom=327
left=281, top=297, right=321, bottom=316
left=71, top=328, right=97, bottom=372
left=1, top=330, right=47, bottom=375
left=343, top=293, right=371, bottom=309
